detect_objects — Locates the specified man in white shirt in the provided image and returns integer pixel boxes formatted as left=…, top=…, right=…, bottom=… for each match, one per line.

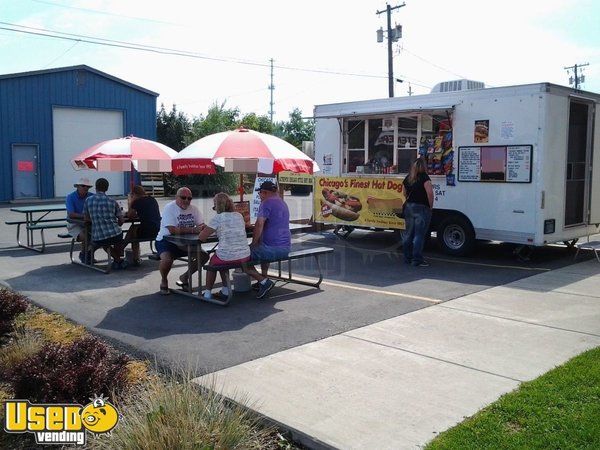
left=155, top=187, right=208, bottom=295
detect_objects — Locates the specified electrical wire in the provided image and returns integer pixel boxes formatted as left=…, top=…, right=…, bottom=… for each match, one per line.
left=0, top=21, right=392, bottom=80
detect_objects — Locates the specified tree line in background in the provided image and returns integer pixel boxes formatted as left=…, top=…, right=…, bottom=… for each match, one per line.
left=156, top=103, right=315, bottom=196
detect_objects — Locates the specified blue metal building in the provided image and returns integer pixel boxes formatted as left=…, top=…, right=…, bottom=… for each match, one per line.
left=0, top=65, right=158, bottom=201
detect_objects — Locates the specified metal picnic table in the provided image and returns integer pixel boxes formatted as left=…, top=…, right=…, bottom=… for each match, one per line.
left=8, top=204, right=67, bottom=252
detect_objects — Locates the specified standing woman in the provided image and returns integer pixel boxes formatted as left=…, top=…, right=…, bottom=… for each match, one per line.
left=402, top=158, right=434, bottom=267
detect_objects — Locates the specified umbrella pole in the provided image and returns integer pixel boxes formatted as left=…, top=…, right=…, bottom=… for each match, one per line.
left=238, top=173, right=244, bottom=201
left=129, top=163, right=135, bottom=193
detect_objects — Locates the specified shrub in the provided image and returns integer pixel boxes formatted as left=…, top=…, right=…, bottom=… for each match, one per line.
left=0, top=327, right=43, bottom=379
left=14, top=309, right=86, bottom=345
left=10, top=335, right=130, bottom=404
left=87, top=373, right=273, bottom=450
left=0, top=288, right=29, bottom=335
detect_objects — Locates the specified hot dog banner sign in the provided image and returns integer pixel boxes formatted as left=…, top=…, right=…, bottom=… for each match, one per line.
left=314, top=176, right=407, bottom=229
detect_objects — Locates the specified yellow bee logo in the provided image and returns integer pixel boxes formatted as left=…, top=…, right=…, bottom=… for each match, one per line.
left=80, top=395, right=119, bottom=434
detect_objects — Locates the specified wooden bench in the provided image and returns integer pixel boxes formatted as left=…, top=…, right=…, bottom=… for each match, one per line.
left=200, top=246, right=334, bottom=305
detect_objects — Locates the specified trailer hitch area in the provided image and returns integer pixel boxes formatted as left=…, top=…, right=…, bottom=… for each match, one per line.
left=513, top=245, right=533, bottom=262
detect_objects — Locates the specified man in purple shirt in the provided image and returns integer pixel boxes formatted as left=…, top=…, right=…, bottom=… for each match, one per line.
left=245, top=181, right=291, bottom=299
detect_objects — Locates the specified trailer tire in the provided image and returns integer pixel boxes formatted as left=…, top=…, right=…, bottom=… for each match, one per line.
left=438, top=216, right=475, bottom=256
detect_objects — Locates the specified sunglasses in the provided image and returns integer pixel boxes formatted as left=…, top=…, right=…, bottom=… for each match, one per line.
left=178, top=196, right=192, bottom=201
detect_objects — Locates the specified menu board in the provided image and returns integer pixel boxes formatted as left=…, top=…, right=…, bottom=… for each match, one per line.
left=458, top=147, right=481, bottom=181
left=458, top=145, right=532, bottom=183
left=506, top=146, right=531, bottom=182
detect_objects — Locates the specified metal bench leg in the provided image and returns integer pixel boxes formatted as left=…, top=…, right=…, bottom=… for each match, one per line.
left=268, top=256, right=324, bottom=288
left=16, top=223, right=44, bottom=253
left=313, top=254, right=324, bottom=288
left=39, top=229, right=46, bottom=253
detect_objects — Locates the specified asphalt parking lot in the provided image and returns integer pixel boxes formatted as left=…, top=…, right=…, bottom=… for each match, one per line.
left=0, top=195, right=591, bottom=373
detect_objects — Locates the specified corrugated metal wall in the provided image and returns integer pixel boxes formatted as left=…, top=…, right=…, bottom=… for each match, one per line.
left=0, top=68, right=157, bottom=201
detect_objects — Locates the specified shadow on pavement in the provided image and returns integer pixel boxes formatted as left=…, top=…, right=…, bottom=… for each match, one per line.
left=95, top=292, right=288, bottom=339
left=4, top=260, right=162, bottom=293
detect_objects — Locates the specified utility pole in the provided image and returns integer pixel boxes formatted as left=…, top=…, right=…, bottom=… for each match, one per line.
left=564, top=63, right=589, bottom=89
left=268, top=58, right=275, bottom=122
left=376, top=2, right=405, bottom=98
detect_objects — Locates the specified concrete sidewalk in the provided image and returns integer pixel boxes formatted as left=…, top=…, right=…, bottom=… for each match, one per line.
left=194, top=259, right=600, bottom=449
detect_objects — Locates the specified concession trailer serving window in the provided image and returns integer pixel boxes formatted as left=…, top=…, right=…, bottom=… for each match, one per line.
left=342, top=110, right=452, bottom=175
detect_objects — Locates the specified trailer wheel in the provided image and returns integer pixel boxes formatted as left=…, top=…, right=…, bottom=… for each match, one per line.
left=438, top=216, right=475, bottom=256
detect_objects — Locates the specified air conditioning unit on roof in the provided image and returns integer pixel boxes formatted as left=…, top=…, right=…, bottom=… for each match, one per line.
left=431, top=79, right=485, bottom=93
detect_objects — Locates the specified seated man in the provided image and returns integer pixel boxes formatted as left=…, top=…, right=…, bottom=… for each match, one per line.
left=66, top=177, right=94, bottom=263
left=83, top=178, right=127, bottom=269
left=155, top=187, right=208, bottom=295
left=124, top=185, right=161, bottom=266
left=244, top=181, right=291, bottom=299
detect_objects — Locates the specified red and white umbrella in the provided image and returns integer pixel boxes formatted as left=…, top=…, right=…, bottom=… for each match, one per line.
left=172, top=128, right=320, bottom=175
left=71, top=136, right=177, bottom=173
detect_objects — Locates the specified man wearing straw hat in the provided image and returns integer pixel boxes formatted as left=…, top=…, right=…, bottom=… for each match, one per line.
left=66, top=177, right=94, bottom=263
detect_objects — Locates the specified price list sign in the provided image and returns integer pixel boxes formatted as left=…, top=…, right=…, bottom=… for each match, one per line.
left=506, top=145, right=532, bottom=182
left=458, top=147, right=481, bottom=181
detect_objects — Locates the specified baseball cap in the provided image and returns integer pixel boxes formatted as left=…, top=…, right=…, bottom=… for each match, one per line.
left=74, top=177, right=93, bottom=187
left=255, top=180, right=277, bottom=192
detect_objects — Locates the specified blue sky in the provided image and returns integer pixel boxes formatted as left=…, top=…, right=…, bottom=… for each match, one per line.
left=1, top=0, right=598, bottom=121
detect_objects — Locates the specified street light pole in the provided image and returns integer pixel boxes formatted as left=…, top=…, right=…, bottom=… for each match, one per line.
left=377, top=2, right=406, bottom=98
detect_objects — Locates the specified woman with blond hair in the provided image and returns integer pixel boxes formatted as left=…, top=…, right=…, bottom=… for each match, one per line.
left=198, top=192, right=251, bottom=300
left=402, top=158, right=434, bottom=267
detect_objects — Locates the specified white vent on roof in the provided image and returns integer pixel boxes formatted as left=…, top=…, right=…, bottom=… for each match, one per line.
left=431, top=79, right=485, bottom=93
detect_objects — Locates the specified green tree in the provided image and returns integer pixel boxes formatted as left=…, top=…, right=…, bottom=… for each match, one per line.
left=276, top=108, right=315, bottom=149
left=156, top=104, right=191, bottom=151
left=238, top=112, right=275, bottom=134
left=187, top=102, right=240, bottom=143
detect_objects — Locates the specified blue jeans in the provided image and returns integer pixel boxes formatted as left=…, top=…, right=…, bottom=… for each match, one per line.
left=250, top=244, right=290, bottom=262
left=402, top=203, right=432, bottom=264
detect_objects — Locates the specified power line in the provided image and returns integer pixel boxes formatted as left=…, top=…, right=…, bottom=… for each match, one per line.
left=0, top=21, right=390, bottom=80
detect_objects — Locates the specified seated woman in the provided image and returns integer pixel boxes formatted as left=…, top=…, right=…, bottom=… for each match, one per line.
left=198, top=192, right=251, bottom=300
left=124, top=185, right=161, bottom=265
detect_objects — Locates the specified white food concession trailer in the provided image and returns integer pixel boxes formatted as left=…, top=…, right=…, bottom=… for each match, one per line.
left=313, top=82, right=600, bottom=255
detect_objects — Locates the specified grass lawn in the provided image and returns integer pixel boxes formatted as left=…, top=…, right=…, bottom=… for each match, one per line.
left=426, top=346, right=600, bottom=449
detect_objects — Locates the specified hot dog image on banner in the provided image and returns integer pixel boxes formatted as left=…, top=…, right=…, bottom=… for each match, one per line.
left=314, top=176, right=407, bottom=229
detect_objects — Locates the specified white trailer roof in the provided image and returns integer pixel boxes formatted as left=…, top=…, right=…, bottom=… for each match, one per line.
left=313, top=82, right=600, bottom=119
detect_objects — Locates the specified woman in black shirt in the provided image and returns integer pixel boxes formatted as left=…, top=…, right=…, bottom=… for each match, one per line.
left=402, top=158, right=434, bottom=267
left=125, top=185, right=161, bottom=265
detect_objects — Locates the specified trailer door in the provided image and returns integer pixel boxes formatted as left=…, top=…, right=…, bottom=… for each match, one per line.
left=590, top=103, right=600, bottom=224
left=564, top=99, right=595, bottom=226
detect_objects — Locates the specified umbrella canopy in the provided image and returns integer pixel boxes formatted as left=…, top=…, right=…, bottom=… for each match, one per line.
left=71, top=136, right=178, bottom=173
left=172, top=128, right=320, bottom=175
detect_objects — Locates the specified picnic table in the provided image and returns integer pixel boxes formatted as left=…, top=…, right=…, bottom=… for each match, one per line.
left=8, top=204, right=67, bottom=252
left=66, top=217, right=150, bottom=273
left=164, top=222, right=331, bottom=306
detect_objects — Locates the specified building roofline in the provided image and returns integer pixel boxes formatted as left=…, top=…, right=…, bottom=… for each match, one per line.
left=0, top=64, right=159, bottom=97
